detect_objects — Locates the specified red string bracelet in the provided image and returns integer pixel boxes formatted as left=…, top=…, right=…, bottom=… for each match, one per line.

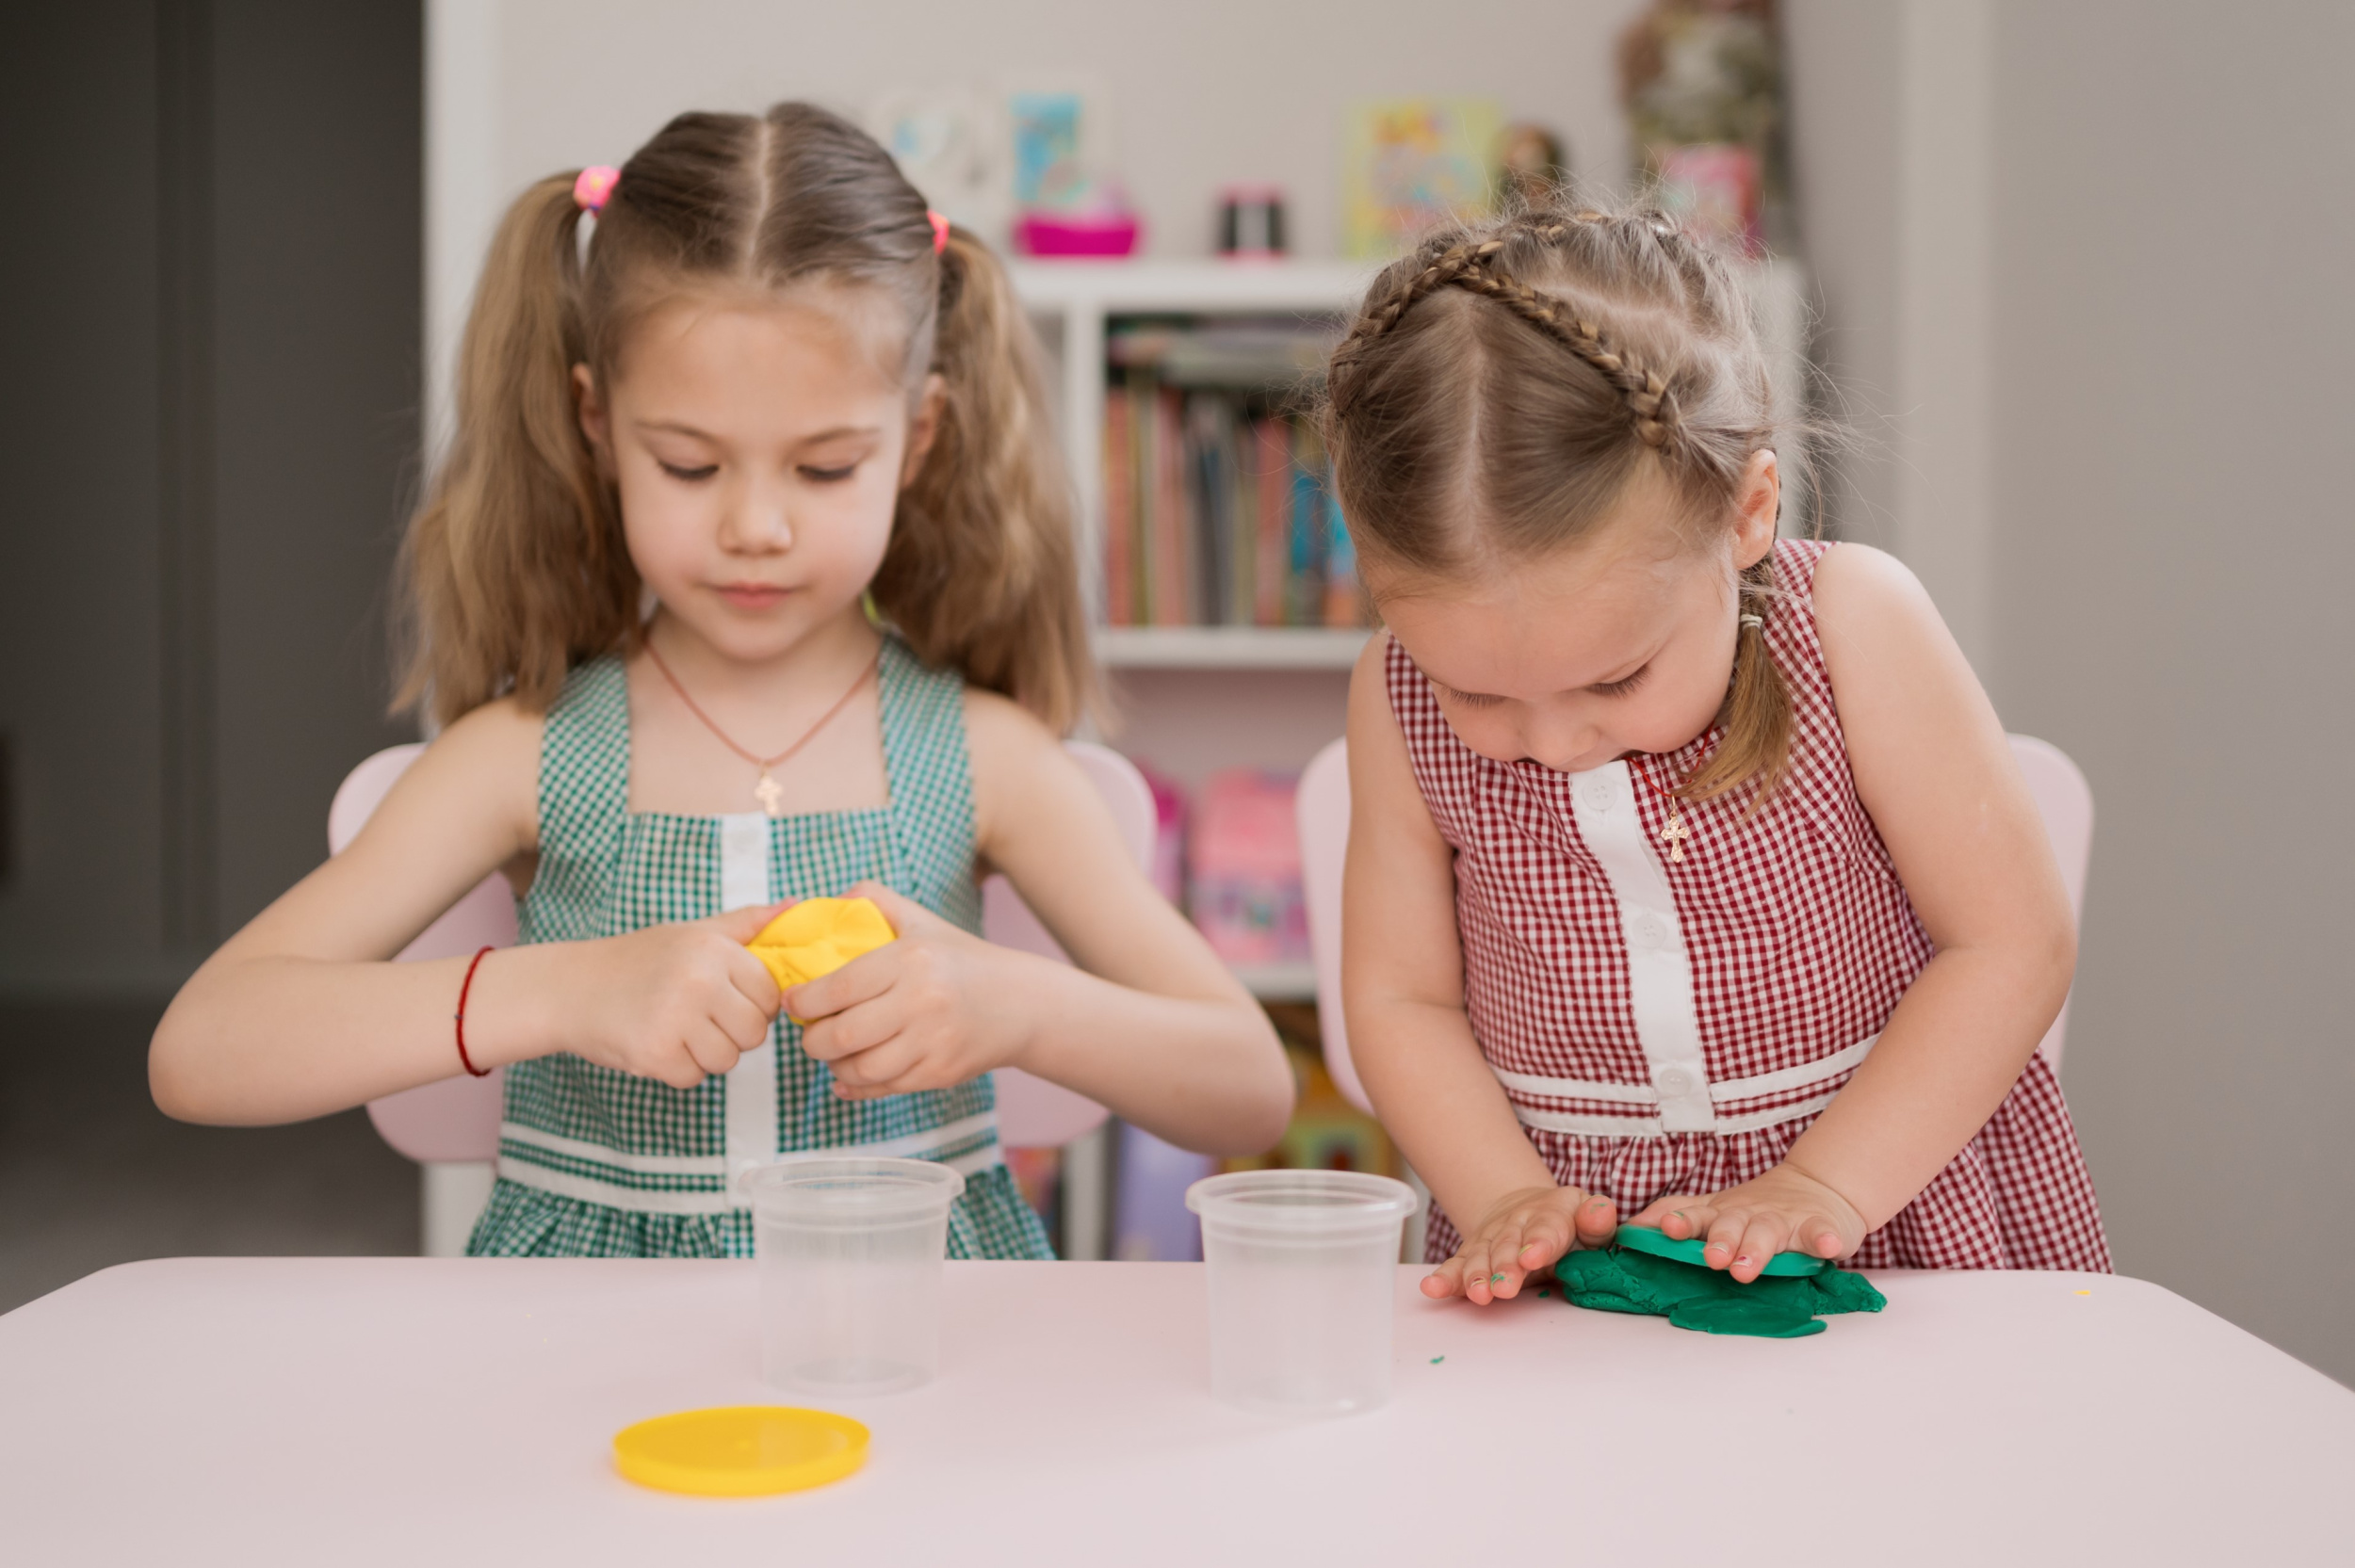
left=454, top=945, right=495, bottom=1078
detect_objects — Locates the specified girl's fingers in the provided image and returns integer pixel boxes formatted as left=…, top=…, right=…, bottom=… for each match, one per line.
left=845, top=881, right=933, bottom=936
left=1510, top=1215, right=1568, bottom=1275
left=785, top=945, right=899, bottom=1024
left=724, top=941, right=783, bottom=1014
left=712, top=899, right=794, bottom=944
left=1460, top=1236, right=1502, bottom=1305
left=798, top=987, right=912, bottom=1062
left=713, top=985, right=774, bottom=1053
left=1421, top=1257, right=1467, bottom=1300
left=1701, top=1212, right=1751, bottom=1272
left=653, top=1052, right=706, bottom=1091
left=1640, top=1200, right=1713, bottom=1242
left=828, top=1034, right=917, bottom=1093
left=1798, top=1216, right=1849, bottom=1258
left=1570, top=1191, right=1619, bottom=1248
left=1729, top=1213, right=1792, bottom=1284
left=681, top=1024, right=741, bottom=1079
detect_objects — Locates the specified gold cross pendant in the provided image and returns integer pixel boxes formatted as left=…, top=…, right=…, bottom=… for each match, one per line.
left=753, top=769, right=786, bottom=818
left=1659, top=808, right=1691, bottom=864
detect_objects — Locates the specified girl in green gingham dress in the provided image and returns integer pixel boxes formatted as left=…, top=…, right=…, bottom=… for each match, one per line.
left=469, top=638, right=1050, bottom=1257
left=147, top=104, right=1294, bottom=1250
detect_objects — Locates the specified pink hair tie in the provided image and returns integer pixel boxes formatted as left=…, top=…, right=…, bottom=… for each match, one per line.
left=927, top=209, right=951, bottom=255
left=573, top=166, right=620, bottom=214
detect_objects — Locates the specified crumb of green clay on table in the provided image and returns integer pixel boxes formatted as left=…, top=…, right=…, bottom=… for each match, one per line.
left=1429, top=1355, right=1444, bottom=1365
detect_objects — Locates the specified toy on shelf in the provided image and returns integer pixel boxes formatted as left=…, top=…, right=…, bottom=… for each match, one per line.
left=1217, top=185, right=1287, bottom=259
left=1555, top=1224, right=1886, bottom=1338
left=1341, top=97, right=1504, bottom=260
left=1010, top=88, right=1141, bottom=257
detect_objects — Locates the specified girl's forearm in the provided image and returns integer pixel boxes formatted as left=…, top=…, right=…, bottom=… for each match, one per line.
left=1011, top=962, right=1292, bottom=1156
left=150, top=945, right=567, bottom=1126
left=1784, top=939, right=2071, bottom=1228
left=1352, top=998, right=1558, bottom=1228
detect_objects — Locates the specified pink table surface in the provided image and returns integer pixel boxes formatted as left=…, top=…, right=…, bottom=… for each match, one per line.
left=1, top=1258, right=2348, bottom=1566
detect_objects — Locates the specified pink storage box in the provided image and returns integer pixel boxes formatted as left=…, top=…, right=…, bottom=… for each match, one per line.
left=1014, top=212, right=1142, bottom=257
left=1188, top=768, right=1308, bottom=966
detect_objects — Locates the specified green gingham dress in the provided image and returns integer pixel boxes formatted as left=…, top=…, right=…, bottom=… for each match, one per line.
left=466, top=636, right=1054, bottom=1260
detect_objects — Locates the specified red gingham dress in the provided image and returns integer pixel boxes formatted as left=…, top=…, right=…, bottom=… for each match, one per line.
left=1391, top=540, right=2110, bottom=1270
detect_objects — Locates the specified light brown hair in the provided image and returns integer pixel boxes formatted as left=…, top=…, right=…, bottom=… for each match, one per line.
left=1323, top=202, right=1800, bottom=802
left=398, top=102, right=1092, bottom=731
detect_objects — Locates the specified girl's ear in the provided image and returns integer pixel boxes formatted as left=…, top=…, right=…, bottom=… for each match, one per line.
left=900, top=372, right=948, bottom=491
left=574, top=364, right=616, bottom=480
left=1731, top=448, right=1780, bottom=568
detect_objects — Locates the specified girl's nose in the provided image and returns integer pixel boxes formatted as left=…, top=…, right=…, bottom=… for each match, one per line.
left=1524, top=713, right=1600, bottom=772
left=718, top=486, right=792, bottom=554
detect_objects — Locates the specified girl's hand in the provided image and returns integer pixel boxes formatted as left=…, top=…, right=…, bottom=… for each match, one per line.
left=547, top=904, right=785, bottom=1090
left=1628, top=1162, right=1869, bottom=1284
left=1422, top=1186, right=1619, bottom=1306
left=788, top=881, right=1047, bottom=1100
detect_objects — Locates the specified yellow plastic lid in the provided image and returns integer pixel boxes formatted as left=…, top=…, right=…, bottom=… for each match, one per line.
left=612, top=1406, right=869, bottom=1497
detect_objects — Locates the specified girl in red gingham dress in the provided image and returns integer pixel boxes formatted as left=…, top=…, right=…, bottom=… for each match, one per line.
left=1323, top=204, right=2109, bottom=1302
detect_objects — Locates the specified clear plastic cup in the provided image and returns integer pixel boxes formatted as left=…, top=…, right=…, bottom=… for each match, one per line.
left=742, top=1156, right=966, bottom=1396
left=1185, top=1170, right=1421, bottom=1417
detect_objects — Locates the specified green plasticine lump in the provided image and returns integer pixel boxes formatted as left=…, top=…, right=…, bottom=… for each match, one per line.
left=1553, top=1226, right=1887, bottom=1338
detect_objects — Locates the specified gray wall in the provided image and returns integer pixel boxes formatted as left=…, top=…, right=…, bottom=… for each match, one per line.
left=0, top=1, right=421, bottom=992
left=1789, top=0, right=2353, bottom=1383
left=1986, top=1, right=2355, bottom=1382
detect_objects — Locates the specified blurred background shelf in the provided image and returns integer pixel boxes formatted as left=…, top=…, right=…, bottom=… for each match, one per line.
left=1096, top=626, right=1370, bottom=671
left=1232, top=962, right=1318, bottom=1003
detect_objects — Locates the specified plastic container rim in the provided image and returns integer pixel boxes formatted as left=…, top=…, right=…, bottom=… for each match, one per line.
left=1184, top=1169, right=1420, bottom=1235
left=739, top=1154, right=967, bottom=1219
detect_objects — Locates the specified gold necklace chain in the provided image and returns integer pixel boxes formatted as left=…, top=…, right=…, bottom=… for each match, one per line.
left=642, top=637, right=879, bottom=818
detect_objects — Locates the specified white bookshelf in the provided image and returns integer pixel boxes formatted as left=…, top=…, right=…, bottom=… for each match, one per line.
left=1012, top=261, right=1370, bottom=1010
left=1009, top=259, right=1373, bottom=639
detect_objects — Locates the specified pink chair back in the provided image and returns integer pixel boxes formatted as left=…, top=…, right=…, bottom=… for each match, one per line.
left=1295, top=738, right=1365, bottom=1113
left=331, top=746, right=514, bottom=1164
left=983, top=741, right=1155, bottom=1148
left=2008, top=736, right=2094, bottom=1074
left=1297, top=733, right=2095, bottom=1119
left=337, top=739, right=1152, bottom=1166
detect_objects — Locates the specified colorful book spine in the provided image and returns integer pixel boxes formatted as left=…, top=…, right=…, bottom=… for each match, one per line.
left=1099, top=380, right=1370, bottom=632
left=1254, top=419, right=1290, bottom=627
left=1103, top=392, right=1133, bottom=625
left=1152, top=386, right=1188, bottom=626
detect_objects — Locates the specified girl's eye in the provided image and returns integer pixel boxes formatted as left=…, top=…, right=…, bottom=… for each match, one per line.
left=658, top=461, right=718, bottom=482
left=1437, top=684, right=1502, bottom=709
left=1594, top=665, right=1652, bottom=698
left=799, top=463, right=858, bottom=483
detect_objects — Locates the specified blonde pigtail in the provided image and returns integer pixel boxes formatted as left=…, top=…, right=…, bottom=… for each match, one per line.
left=396, top=173, right=633, bottom=725
left=877, top=222, right=1096, bottom=734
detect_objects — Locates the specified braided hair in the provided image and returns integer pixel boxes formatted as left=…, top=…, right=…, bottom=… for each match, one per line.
left=1323, top=200, right=1794, bottom=803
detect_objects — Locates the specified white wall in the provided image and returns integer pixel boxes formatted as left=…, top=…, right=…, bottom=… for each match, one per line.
left=427, top=0, right=1643, bottom=438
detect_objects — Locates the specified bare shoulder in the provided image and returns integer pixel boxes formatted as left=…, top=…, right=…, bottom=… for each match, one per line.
left=960, top=686, right=1090, bottom=853
left=1810, top=541, right=1936, bottom=628
left=1807, top=542, right=1957, bottom=682
left=420, top=694, right=544, bottom=781
left=1347, top=627, right=1398, bottom=732
left=961, top=685, right=1065, bottom=777
left=381, top=695, right=544, bottom=851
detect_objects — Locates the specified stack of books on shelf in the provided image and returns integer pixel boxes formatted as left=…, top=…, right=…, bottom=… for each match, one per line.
left=1100, top=317, right=1370, bottom=630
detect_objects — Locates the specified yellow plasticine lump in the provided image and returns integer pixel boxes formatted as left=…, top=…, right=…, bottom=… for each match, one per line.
left=746, top=897, right=898, bottom=991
